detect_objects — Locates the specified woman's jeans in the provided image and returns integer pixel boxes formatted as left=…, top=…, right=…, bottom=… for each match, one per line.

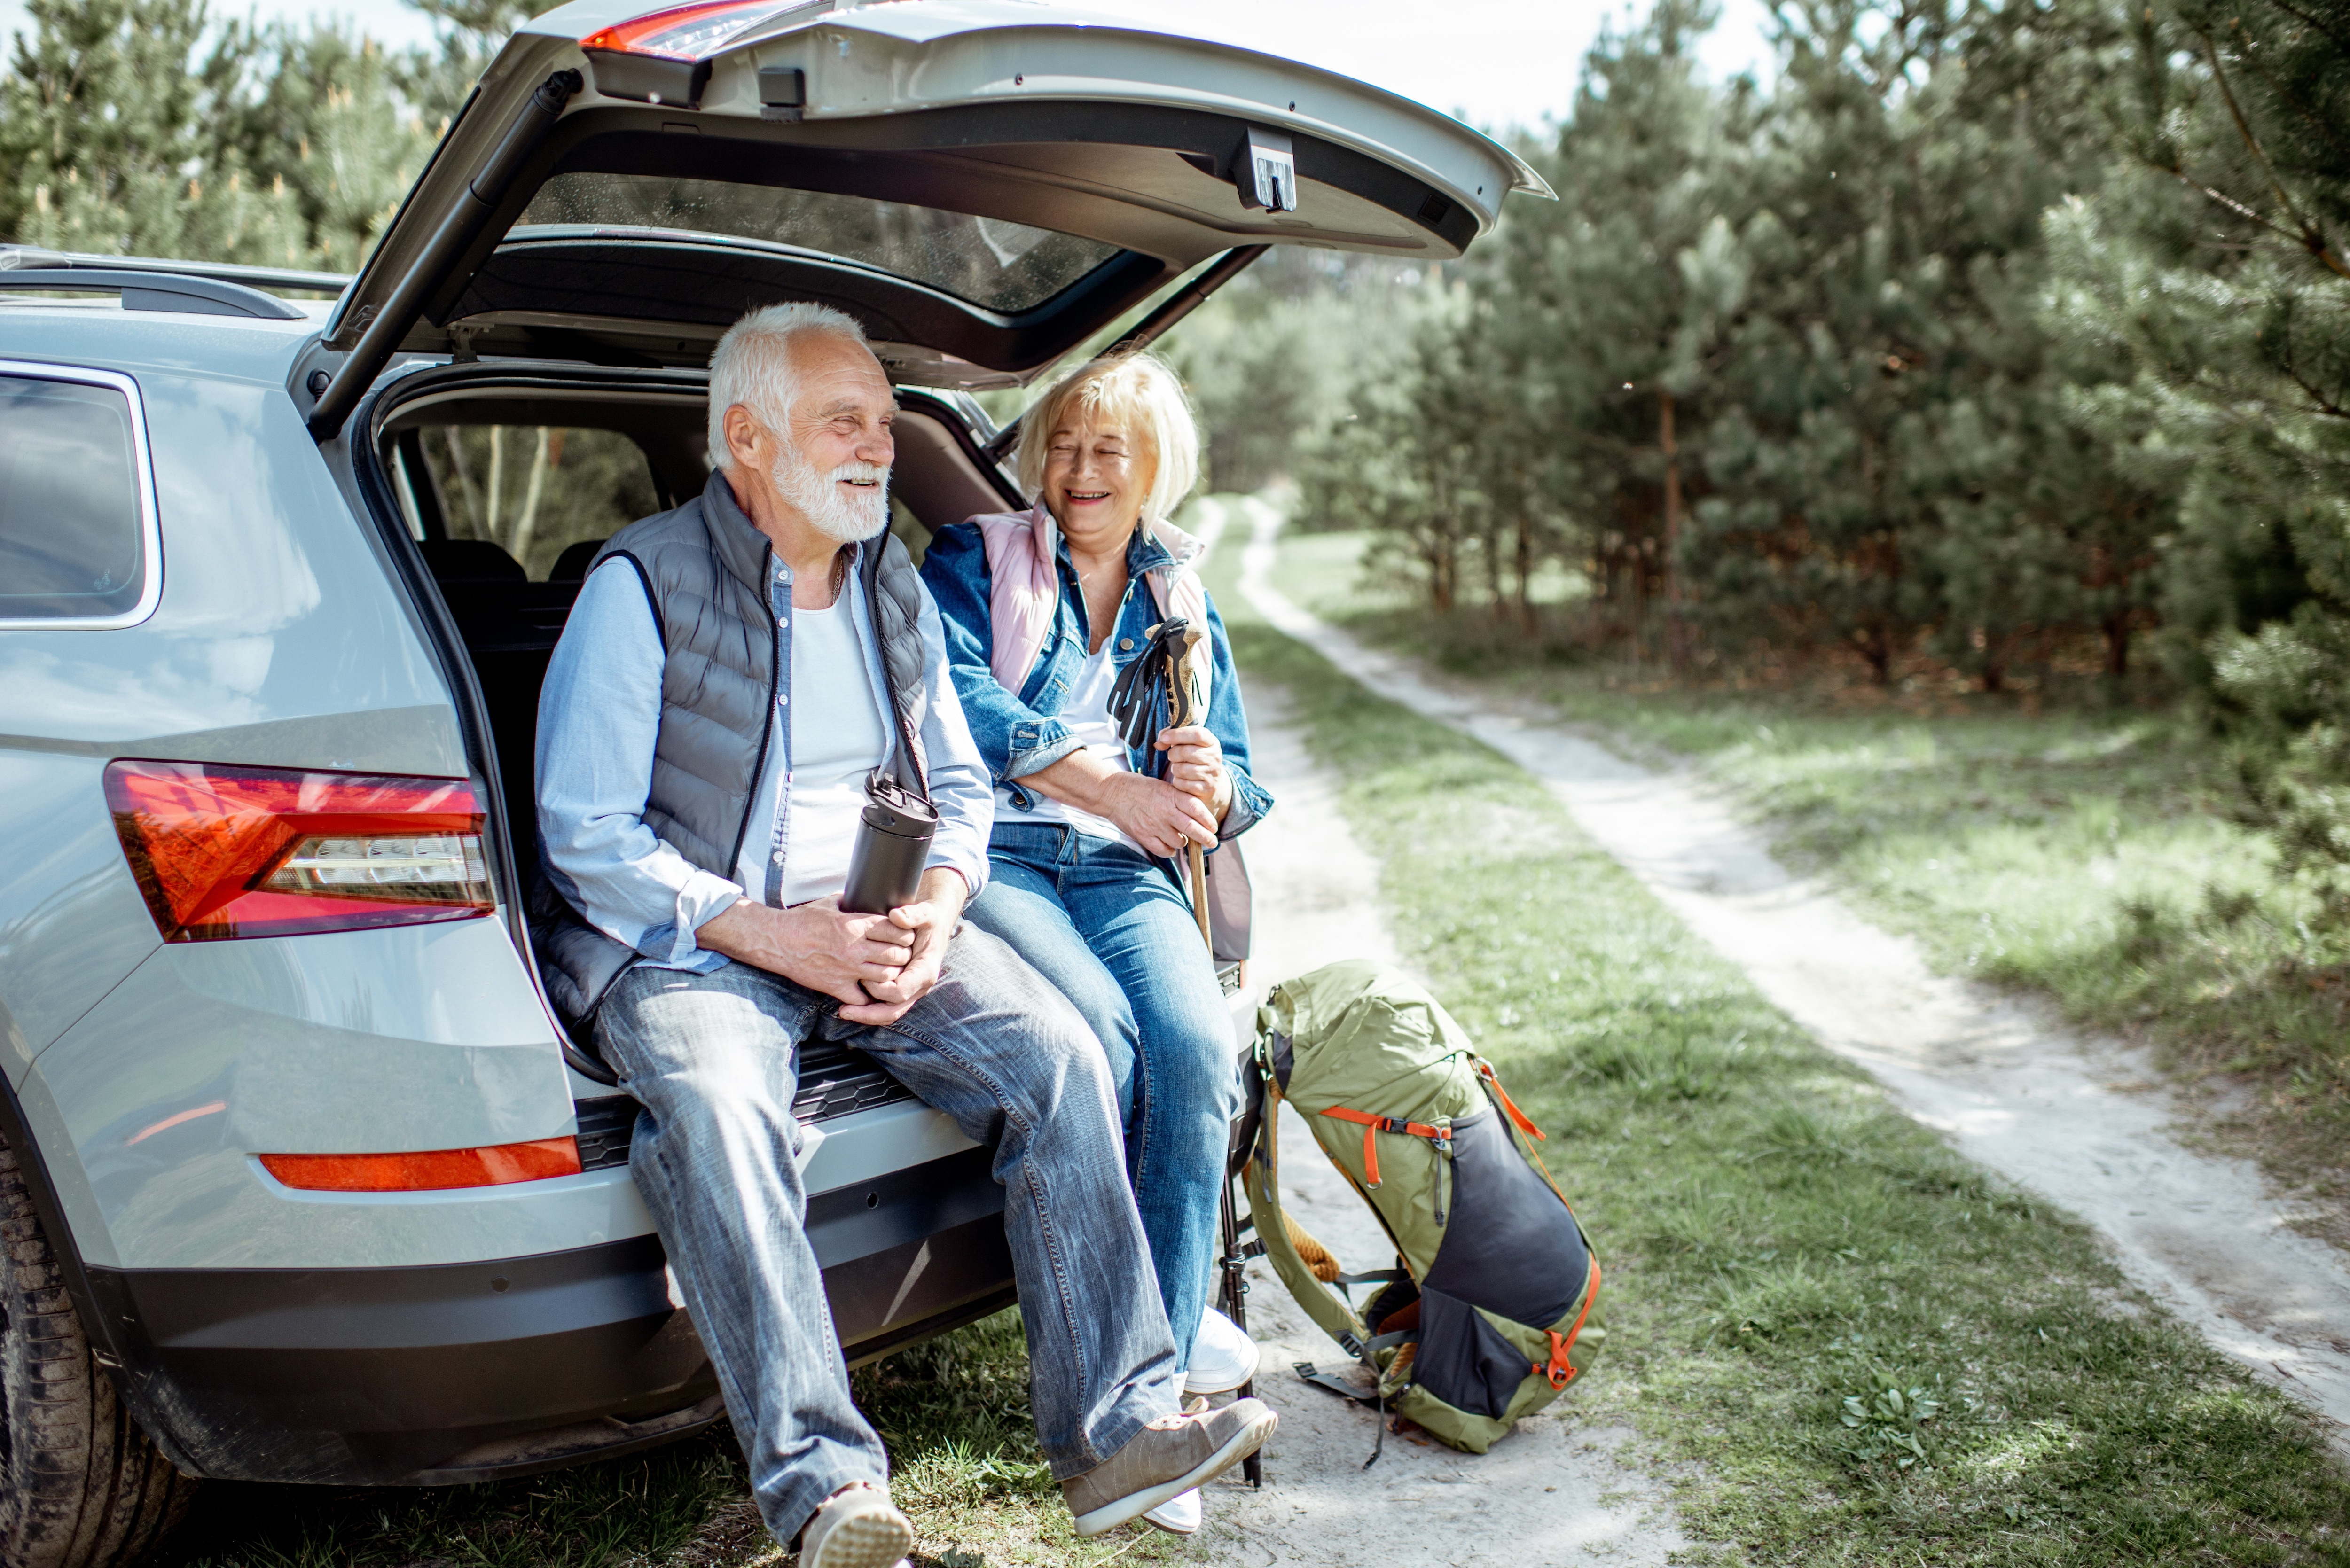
left=967, top=823, right=1241, bottom=1370
left=595, top=924, right=1181, bottom=1545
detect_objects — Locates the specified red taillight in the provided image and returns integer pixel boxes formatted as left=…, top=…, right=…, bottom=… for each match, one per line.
left=104, top=760, right=495, bottom=942
left=580, top=0, right=788, bottom=59
left=259, top=1137, right=583, bottom=1192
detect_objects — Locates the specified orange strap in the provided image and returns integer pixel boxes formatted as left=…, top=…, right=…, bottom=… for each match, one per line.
left=1478, top=1061, right=1546, bottom=1141
left=1318, top=1106, right=1452, bottom=1189
left=1536, top=1256, right=1601, bottom=1389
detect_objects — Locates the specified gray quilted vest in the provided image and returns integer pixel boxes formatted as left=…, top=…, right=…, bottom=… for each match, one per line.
left=533, top=470, right=932, bottom=1030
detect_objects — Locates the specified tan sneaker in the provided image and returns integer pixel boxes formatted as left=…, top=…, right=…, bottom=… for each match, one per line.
left=798, top=1482, right=913, bottom=1568
left=1062, top=1397, right=1277, bottom=1537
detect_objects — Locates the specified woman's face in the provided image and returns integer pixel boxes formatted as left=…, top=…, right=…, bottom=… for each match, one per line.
left=1042, top=415, right=1154, bottom=549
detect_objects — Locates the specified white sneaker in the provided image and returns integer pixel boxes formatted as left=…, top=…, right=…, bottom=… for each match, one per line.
left=799, top=1482, right=913, bottom=1568
left=1142, top=1487, right=1202, bottom=1534
left=1184, top=1306, right=1261, bottom=1396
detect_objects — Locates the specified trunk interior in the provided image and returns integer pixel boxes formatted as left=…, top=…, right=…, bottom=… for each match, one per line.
left=367, top=367, right=1019, bottom=1048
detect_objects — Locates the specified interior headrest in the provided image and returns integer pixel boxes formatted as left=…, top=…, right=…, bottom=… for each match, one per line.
left=421, top=538, right=527, bottom=582
left=550, top=539, right=607, bottom=582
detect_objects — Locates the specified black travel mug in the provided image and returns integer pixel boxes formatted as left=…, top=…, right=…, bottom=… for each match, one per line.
left=841, top=782, right=938, bottom=915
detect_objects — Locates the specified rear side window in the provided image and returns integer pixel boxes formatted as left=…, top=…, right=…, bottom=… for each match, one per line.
left=408, top=425, right=661, bottom=580
left=0, top=370, right=153, bottom=624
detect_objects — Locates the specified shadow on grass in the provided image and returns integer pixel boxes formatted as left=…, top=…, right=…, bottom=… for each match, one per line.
left=164, top=1310, right=1181, bottom=1568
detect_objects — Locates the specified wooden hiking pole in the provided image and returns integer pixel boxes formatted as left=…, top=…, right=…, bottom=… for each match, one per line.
left=1161, top=619, right=1263, bottom=1486
left=1161, top=619, right=1214, bottom=948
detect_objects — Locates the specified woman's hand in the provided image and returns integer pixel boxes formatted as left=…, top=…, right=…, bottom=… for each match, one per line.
left=1156, top=725, right=1231, bottom=822
left=1017, top=744, right=1222, bottom=857
left=1101, top=772, right=1221, bottom=858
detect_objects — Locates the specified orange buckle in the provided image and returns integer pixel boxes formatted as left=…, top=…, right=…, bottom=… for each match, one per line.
left=1538, top=1329, right=1576, bottom=1390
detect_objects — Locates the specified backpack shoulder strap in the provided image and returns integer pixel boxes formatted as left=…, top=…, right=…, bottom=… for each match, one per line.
left=1245, top=1050, right=1374, bottom=1356
left=1141, top=519, right=1214, bottom=713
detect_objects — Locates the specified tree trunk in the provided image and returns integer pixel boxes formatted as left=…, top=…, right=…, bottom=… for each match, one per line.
left=1857, top=624, right=1893, bottom=685
left=2104, top=612, right=2131, bottom=679
left=439, top=427, right=482, bottom=534
left=484, top=425, right=506, bottom=539
left=1514, top=510, right=1534, bottom=634
left=1661, top=390, right=1686, bottom=672
left=509, top=427, right=554, bottom=570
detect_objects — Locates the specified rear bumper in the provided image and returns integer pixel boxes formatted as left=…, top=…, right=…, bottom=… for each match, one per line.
left=93, top=1147, right=1013, bottom=1485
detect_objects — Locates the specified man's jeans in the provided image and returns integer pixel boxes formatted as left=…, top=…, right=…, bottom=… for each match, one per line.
left=595, top=924, right=1180, bottom=1544
left=965, top=824, right=1242, bottom=1372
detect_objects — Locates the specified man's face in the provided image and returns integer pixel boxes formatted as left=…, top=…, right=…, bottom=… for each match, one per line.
left=726, top=333, right=898, bottom=544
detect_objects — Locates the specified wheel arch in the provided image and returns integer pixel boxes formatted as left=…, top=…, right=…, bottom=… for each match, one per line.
left=0, top=1068, right=204, bottom=1477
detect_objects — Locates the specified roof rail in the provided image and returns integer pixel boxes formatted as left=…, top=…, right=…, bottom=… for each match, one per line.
left=0, top=263, right=306, bottom=320
left=0, top=246, right=350, bottom=297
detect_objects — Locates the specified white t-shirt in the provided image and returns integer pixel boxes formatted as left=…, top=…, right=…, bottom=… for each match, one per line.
left=997, top=643, right=1144, bottom=854
left=734, top=596, right=892, bottom=907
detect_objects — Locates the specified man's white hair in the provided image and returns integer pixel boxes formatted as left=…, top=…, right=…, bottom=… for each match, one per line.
left=706, top=301, right=871, bottom=468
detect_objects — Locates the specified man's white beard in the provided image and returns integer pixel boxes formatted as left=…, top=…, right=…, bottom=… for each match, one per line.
left=775, top=445, right=891, bottom=543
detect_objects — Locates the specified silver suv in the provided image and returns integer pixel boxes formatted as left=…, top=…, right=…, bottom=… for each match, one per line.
left=0, top=3, right=1539, bottom=1560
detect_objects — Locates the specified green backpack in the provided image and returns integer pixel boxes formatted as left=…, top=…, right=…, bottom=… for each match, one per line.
left=1242, top=960, right=1602, bottom=1457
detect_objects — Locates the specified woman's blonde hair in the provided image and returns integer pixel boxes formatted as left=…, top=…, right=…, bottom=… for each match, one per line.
left=1015, top=353, right=1201, bottom=529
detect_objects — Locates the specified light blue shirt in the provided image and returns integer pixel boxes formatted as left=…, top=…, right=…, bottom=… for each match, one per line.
left=535, top=535, right=994, bottom=974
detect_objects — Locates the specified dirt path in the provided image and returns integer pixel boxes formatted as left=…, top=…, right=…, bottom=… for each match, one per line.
left=1180, top=500, right=1686, bottom=1565
left=1232, top=498, right=2350, bottom=1447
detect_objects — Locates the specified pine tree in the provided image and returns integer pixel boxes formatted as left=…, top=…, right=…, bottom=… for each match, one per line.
left=1487, top=0, right=1746, bottom=662
left=2047, top=0, right=2350, bottom=901
left=0, top=0, right=471, bottom=270
left=0, top=0, right=303, bottom=260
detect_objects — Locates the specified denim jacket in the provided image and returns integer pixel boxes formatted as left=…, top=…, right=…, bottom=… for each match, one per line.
left=920, top=517, right=1273, bottom=847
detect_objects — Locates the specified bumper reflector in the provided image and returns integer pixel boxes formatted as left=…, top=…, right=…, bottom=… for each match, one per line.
left=260, top=1137, right=583, bottom=1192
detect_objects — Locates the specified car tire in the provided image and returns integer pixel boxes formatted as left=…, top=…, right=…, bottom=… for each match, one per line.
left=0, top=1135, right=196, bottom=1568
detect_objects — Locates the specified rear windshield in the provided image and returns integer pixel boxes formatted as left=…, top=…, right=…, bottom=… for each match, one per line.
left=0, top=375, right=145, bottom=621
left=513, top=174, right=1120, bottom=312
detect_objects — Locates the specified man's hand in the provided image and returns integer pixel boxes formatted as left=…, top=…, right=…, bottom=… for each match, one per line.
left=696, top=895, right=916, bottom=1005
left=839, top=867, right=969, bottom=1025
left=1155, top=724, right=1231, bottom=822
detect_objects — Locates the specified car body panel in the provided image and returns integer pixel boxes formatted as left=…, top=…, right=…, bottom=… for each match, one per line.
left=0, top=318, right=470, bottom=1080
left=37, top=920, right=578, bottom=1269
left=797, top=1095, right=982, bottom=1191
left=33, top=907, right=985, bottom=1273
left=0, top=748, right=160, bottom=1077
left=83, top=1132, right=1013, bottom=1485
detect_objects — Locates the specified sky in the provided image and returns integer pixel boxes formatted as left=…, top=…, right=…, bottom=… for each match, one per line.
left=0, top=0, right=1778, bottom=138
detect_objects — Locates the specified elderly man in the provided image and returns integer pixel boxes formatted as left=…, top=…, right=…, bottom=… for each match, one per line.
left=532, top=302, right=1273, bottom=1567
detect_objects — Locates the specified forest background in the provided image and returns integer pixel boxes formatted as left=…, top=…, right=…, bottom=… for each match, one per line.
left=6, top=0, right=2350, bottom=1148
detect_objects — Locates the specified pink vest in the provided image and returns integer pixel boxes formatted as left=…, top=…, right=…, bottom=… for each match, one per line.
left=970, top=505, right=1212, bottom=707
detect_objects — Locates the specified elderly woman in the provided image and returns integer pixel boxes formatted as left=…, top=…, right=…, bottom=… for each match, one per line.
left=921, top=356, right=1272, bottom=1501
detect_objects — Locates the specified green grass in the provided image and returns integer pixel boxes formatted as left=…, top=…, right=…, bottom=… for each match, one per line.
left=1262, top=525, right=2350, bottom=1247
left=1200, top=530, right=2350, bottom=1564
left=171, top=1309, right=1186, bottom=1568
